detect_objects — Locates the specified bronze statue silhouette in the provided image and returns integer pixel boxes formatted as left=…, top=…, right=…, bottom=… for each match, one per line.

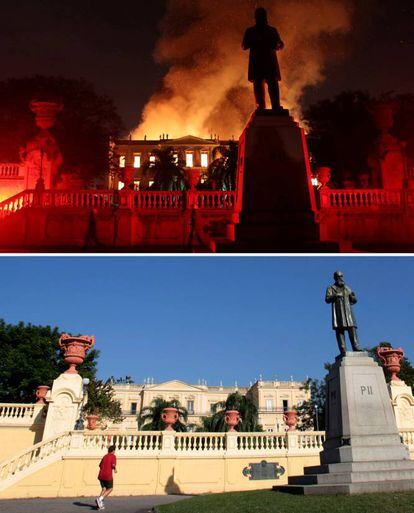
left=325, top=271, right=362, bottom=357
left=242, top=7, right=284, bottom=111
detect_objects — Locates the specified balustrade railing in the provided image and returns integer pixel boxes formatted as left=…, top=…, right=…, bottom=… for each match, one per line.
left=0, top=432, right=71, bottom=489
left=0, top=164, right=21, bottom=178
left=320, top=189, right=402, bottom=209
left=297, top=432, right=326, bottom=450
left=0, top=403, right=44, bottom=425
left=82, top=432, right=162, bottom=453
left=0, top=189, right=239, bottom=219
left=237, top=433, right=287, bottom=452
left=174, top=433, right=226, bottom=452
left=400, top=429, right=414, bottom=449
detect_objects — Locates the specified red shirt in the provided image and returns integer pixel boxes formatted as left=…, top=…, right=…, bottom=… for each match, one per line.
left=98, top=453, right=117, bottom=481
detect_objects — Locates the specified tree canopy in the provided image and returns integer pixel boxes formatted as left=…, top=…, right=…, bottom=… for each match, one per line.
left=305, top=91, right=414, bottom=187
left=0, top=76, right=123, bottom=182
left=0, top=319, right=99, bottom=403
left=83, top=379, right=123, bottom=424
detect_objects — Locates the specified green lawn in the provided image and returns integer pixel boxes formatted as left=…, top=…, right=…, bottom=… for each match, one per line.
left=156, top=490, right=414, bottom=513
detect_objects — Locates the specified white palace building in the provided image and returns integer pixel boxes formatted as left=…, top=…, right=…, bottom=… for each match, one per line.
left=112, top=378, right=309, bottom=432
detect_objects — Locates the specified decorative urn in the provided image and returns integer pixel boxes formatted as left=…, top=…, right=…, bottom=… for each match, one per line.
left=30, top=100, right=63, bottom=131
left=316, top=167, right=331, bottom=189
left=377, top=346, right=405, bottom=382
left=86, top=414, right=99, bottom=431
left=225, top=410, right=240, bottom=432
left=35, top=385, right=50, bottom=404
left=58, top=334, right=95, bottom=374
left=283, top=410, right=298, bottom=431
left=162, top=407, right=179, bottom=431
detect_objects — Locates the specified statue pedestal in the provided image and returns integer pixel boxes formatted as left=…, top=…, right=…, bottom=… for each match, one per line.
left=43, top=373, right=84, bottom=439
left=278, top=353, right=414, bottom=494
left=233, top=110, right=324, bottom=252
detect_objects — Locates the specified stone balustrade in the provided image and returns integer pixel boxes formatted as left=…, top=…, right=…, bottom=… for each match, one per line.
left=0, top=164, right=22, bottom=178
left=320, top=189, right=402, bottom=209
left=0, top=404, right=45, bottom=426
left=400, top=429, right=414, bottom=450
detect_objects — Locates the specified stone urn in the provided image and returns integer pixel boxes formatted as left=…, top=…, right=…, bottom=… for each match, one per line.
left=316, top=167, right=331, bottom=189
left=225, top=410, right=240, bottom=432
left=86, top=414, right=99, bottom=431
left=58, top=334, right=95, bottom=374
left=186, top=168, right=201, bottom=191
left=377, top=346, right=405, bottom=382
left=30, top=100, right=63, bottom=130
left=35, top=385, right=50, bottom=404
left=162, top=407, right=179, bottom=431
left=283, top=410, right=298, bottom=431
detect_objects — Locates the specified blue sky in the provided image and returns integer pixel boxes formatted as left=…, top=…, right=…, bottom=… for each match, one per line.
left=0, top=257, right=412, bottom=386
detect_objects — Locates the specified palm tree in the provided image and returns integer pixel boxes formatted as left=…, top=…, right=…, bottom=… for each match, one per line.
left=197, top=392, right=262, bottom=432
left=199, top=142, right=238, bottom=191
left=142, top=147, right=186, bottom=191
left=138, top=397, right=188, bottom=432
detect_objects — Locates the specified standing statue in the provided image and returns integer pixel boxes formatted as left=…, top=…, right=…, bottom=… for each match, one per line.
left=242, top=7, right=284, bottom=111
left=325, top=272, right=362, bottom=357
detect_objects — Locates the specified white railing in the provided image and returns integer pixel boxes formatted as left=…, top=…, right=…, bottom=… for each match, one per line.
left=0, top=164, right=21, bottom=178
left=44, top=191, right=116, bottom=209
left=237, top=433, right=288, bottom=452
left=0, top=432, right=72, bottom=491
left=400, top=429, right=414, bottom=450
left=82, top=432, right=162, bottom=453
left=0, top=191, right=35, bottom=219
left=174, top=433, right=226, bottom=453
left=195, top=191, right=236, bottom=210
left=128, top=191, right=184, bottom=210
left=0, top=403, right=44, bottom=426
left=320, top=189, right=402, bottom=209
left=297, top=432, right=326, bottom=450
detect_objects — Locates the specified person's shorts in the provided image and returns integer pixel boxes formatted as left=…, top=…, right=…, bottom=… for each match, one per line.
left=99, top=480, right=113, bottom=490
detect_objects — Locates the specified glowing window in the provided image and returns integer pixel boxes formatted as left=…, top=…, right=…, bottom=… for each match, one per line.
left=173, top=154, right=178, bottom=164
left=133, top=180, right=140, bottom=191
left=149, top=181, right=154, bottom=188
left=119, top=156, right=126, bottom=168
left=186, top=153, right=194, bottom=168
left=201, top=153, right=209, bottom=168
left=149, top=155, right=156, bottom=167
left=118, top=181, right=125, bottom=190
left=134, top=155, right=141, bottom=168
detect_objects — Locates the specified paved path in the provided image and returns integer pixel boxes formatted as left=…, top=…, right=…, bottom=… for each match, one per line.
left=0, top=495, right=191, bottom=513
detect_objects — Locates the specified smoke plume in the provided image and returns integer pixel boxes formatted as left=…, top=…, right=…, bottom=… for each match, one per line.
left=134, top=0, right=353, bottom=139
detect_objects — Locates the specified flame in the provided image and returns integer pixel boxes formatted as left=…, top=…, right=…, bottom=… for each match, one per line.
left=134, top=0, right=353, bottom=139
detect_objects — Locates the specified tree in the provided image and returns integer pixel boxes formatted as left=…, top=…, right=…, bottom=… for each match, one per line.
left=142, top=147, right=186, bottom=191
left=0, top=319, right=99, bottom=403
left=296, top=378, right=327, bottom=431
left=0, top=76, right=123, bottom=182
left=304, top=91, right=378, bottom=186
left=83, top=379, right=123, bottom=424
left=138, top=398, right=188, bottom=432
left=369, top=342, right=414, bottom=389
left=197, top=392, right=262, bottom=432
left=199, top=142, right=238, bottom=191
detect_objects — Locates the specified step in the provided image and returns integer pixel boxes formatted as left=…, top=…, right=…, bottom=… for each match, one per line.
left=289, top=468, right=414, bottom=485
left=305, top=459, right=414, bottom=475
left=276, top=478, right=414, bottom=495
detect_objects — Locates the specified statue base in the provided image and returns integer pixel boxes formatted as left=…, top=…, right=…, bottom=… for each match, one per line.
left=276, top=353, right=414, bottom=494
left=230, top=110, right=334, bottom=252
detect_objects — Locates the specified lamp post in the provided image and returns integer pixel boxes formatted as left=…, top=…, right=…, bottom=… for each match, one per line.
left=75, top=377, right=90, bottom=430
left=314, top=404, right=320, bottom=431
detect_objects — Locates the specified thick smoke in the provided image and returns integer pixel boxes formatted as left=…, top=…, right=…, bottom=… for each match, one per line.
left=134, top=0, right=353, bottom=139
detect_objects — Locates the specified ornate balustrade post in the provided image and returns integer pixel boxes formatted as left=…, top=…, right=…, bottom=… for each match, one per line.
left=161, top=431, right=176, bottom=456
left=225, top=432, right=238, bottom=455
left=286, top=432, right=299, bottom=455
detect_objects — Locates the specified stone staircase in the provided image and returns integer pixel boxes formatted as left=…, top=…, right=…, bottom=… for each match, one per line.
left=0, top=432, right=71, bottom=492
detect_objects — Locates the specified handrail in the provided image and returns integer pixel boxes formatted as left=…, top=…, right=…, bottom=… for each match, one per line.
left=320, top=188, right=402, bottom=209
left=0, top=164, right=22, bottom=178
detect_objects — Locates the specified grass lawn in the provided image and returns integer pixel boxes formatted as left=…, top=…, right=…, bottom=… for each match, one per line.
left=155, top=490, right=414, bottom=513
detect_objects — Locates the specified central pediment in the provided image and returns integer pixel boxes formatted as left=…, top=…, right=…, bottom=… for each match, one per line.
left=148, top=380, right=204, bottom=392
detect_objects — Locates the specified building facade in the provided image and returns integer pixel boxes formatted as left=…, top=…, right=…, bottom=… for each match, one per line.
left=112, top=379, right=309, bottom=432
left=112, top=135, right=232, bottom=190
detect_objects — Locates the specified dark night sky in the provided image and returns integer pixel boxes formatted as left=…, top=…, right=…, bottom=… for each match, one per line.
left=1, top=0, right=413, bottom=132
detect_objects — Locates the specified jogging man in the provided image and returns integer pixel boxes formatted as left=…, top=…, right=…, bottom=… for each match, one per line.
left=96, top=445, right=117, bottom=510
